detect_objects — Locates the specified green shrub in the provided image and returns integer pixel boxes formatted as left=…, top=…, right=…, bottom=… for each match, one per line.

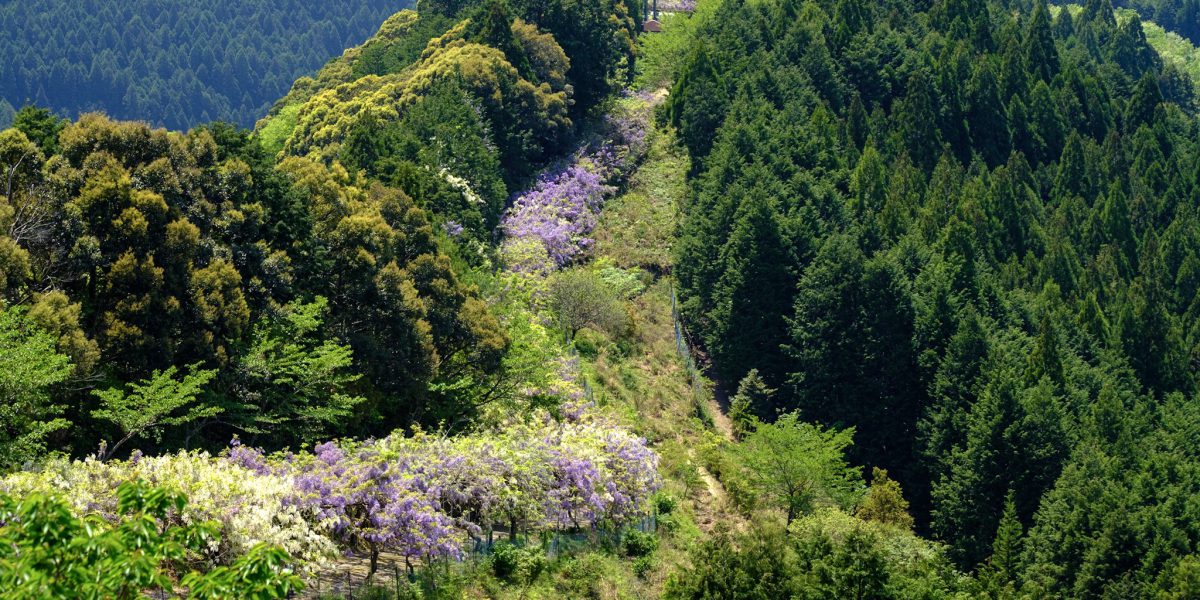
left=573, top=327, right=611, bottom=359
left=659, top=513, right=682, bottom=534
left=654, top=492, right=677, bottom=515
left=559, top=553, right=612, bottom=598
left=489, top=542, right=546, bottom=584
left=623, top=530, right=659, bottom=558
left=633, top=555, right=655, bottom=579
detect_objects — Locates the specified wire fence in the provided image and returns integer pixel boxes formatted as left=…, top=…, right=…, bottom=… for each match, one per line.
left=671, top=287, right=714, bottom=425
left=302, top=515, right=657, bottom=599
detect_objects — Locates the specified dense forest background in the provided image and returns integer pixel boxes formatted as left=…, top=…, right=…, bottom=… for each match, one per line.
left=668, top=0, right=1200, bottom=595
left=0, top=0, right=413, bottom=130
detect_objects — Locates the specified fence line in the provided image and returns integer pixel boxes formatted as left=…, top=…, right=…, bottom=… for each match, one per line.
left=300, top=515, right=657, bottom=598
left=671, top=286, right=714, bottom=424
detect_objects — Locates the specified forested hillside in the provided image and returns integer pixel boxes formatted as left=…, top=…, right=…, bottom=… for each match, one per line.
left=0, top=1, right=664, bottom=596
left=0, top=0, right=412, bottom=130
left=4, top=0, right=1200, bottom=597
left=668, top=0, right=1200, bottom=596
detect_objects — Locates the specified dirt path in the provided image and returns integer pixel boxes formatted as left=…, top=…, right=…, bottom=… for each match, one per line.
left=707, top=383, right=735, bottom=442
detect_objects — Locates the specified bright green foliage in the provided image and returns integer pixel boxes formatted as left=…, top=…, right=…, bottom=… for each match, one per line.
left=547, top=268, right=628, bottom=339
left=740, top=412, right=861, bottom=526
left=0, top=306, right=71, bottom=469
left=230, top=297, right=364, bottom=447
left=92, top=365, right=219, bottom=460
left=0, top=480, right=302, bottom=599
left=275, top=13, right=572, bottom=185
left=666, top=512, right=967, bottom=599
left=857, top=468, right=915, bottom=531
left=729, top=369, right=773, bottom=440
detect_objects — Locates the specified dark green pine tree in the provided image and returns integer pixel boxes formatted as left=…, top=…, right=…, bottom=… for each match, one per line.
left=1077, top=292, right=1112, bottom=346
left=968, top=63, right=1011, bottom=168
left=470, top=0, right=532, bottom=80
left=931, top=371, right=1066, bottom=569
left=936, top=43, right=973, bottom=163
left=919, top=305, right=990, bottom=481
left=847, top=93, right=870, bottom=151
left=1107, top=14, right=1161, bottom=79
left=931, top=0, right=988, bottom=43
left=788, top=236, right=921, bottom=478
left=1053, top=5, right=1076, bottom=39
left=11, top=105, right=67, bottom=155
left=1120, top=232, right=1192, bottom=395
left=1100, top=183, right=1138, bottom=272
left=1027, top=81, right=1065, bottom=166
left=1024, top=0, right=1060, bottom=84
left=1053, top=132, right=1091, bottom=201
left=895, top=69, right=943, bottom=172
left=1081, top=0, right=1117, bottom=32
left=850, top=144, right=888, bottom=217
left=1000, top=37, right=1030, bottom=102
left=787, top=234, right=867, bottom=438
left=832, top=0, right=871, bottom=48
left=1027, top=314, right=1065, bottom=386
left=982, top=491, right=1024, bottom=596
left=667, top=44, right=729, bottom=162
left=729, top=369, right=775, bottom=439
left=1125, top=72, right=1163, bottom=132
left=707, top=189, right=793, bottom=388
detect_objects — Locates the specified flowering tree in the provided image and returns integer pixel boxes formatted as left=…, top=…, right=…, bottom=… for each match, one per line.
left=288, top=441, right=461, bottom=579
left=500, top=96, right=653, bottom=272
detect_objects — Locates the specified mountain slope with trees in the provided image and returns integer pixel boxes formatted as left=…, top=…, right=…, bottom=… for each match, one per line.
left=667, top=0, right=1200, bottom=596
left=5, top=0, right=1200, bottom=597
left=0, top=0, right=414, bottom=130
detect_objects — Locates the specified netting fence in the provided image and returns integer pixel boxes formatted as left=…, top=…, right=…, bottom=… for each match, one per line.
left=671, top=286, right=714, bottom=425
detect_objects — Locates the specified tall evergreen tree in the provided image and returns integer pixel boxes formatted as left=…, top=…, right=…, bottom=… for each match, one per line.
left=968, top=63, right=1012, bottom=168
left=1024, top=0, right=1060, bottom=84
left=708, top=189, right=793, bottom=387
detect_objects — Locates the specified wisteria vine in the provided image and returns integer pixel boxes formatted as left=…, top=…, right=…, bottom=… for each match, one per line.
left=1, top=419, right=659, bottom=574
left=501, top=97, right=653, bottom=272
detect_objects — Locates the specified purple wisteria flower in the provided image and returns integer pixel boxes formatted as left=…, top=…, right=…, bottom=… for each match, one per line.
left=502, top=165, right=614, bottom=268
left=287, top=442, right=463, bottom=565
left=499, top=98, right=655, bottom=272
